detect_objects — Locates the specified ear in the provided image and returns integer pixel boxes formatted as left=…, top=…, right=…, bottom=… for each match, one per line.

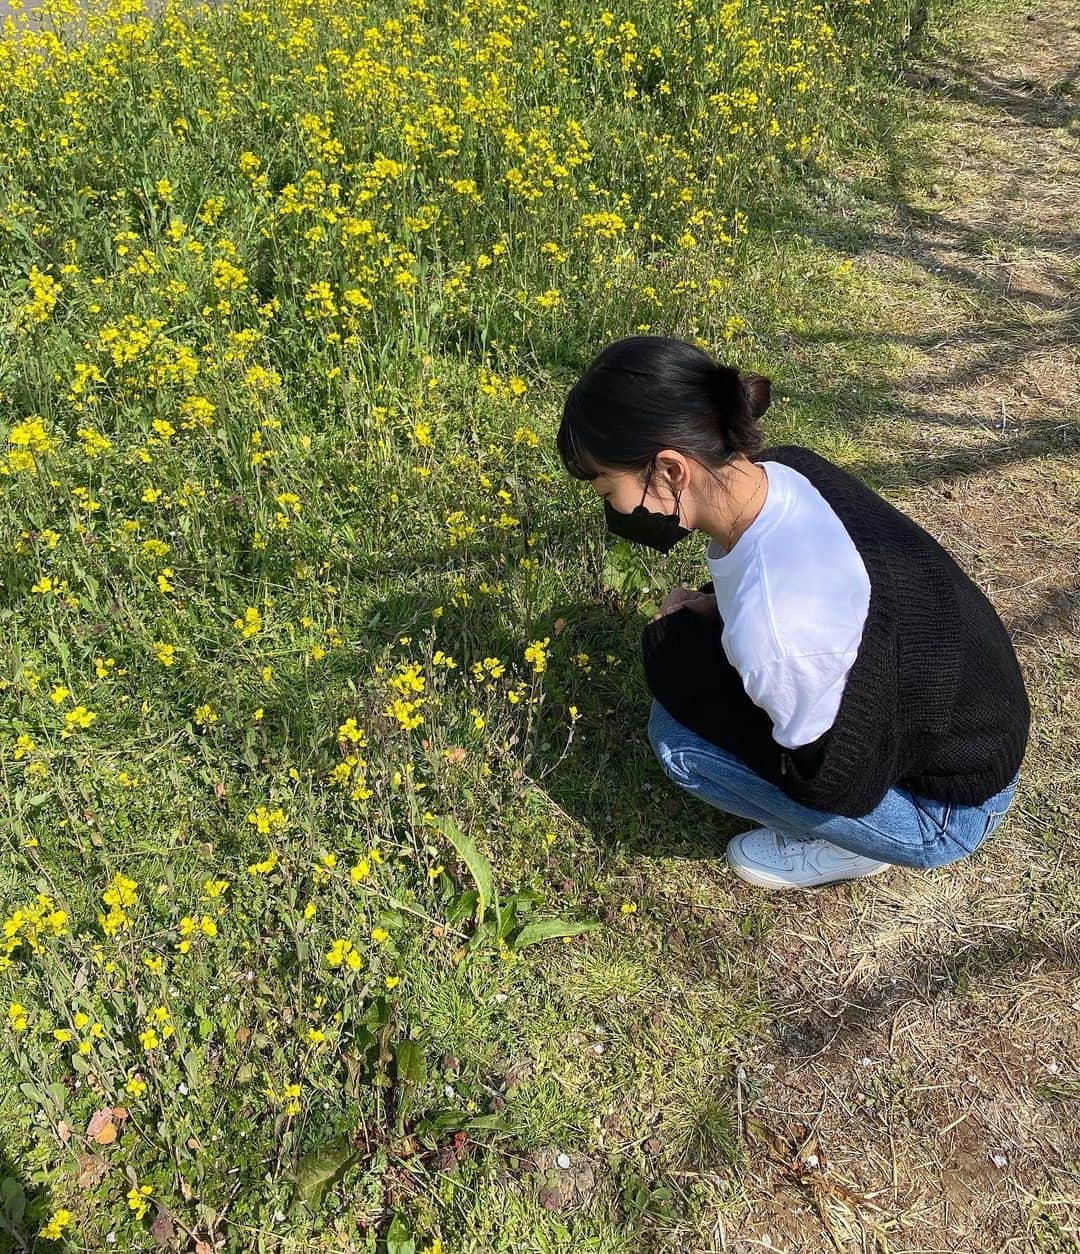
left=740, top=373, right=771, bottom=418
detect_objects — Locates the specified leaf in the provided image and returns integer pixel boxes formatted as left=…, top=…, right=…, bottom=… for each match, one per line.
left=150, top=1206, right=176, bottom=1247
left=76, top=1154, right=107, bottom=1191
left=414, top=1109, right=510, bottom=1139
left=86, top=1106, right=118, bottom=1145
left=511, top=918, right=600, bottom=950
left=393, top=1039, right=428, bottom=1135
left=437, top=816, right=494, bottom=925
left=393, top=1040, right=426, bottom=1091
left=385, top=1213, right=415, bottom=1254
left=0, top=1176, right=25, bottom=1225
left=294, top=1137, right=360, bottom=1212
left=445, top=889, right=478, bottom=927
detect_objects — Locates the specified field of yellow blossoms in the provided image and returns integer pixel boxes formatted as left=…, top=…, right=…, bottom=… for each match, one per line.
left=1, top=0, right=927, bottom=1246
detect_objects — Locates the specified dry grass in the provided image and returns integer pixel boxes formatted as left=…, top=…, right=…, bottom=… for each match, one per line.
left=723, top=2, right=1080, bottom=1250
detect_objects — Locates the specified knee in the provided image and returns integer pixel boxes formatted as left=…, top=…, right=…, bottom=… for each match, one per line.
left=646, top=699, right=667, bottom=757
left=646, top=700, right=686, bottom=783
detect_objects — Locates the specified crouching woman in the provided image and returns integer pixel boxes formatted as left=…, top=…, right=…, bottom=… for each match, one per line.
left=556, top=337, right=1030, bottom=890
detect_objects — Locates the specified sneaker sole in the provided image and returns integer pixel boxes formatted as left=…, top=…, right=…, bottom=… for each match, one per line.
left=725, top=855, right=891, bottom=891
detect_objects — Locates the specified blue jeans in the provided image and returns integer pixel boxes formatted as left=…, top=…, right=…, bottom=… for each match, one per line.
left=647, top=699, right=1019, bottom=869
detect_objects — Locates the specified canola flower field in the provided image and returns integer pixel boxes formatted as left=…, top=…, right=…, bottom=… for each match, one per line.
left=1, top=0, right=933, bottom=1247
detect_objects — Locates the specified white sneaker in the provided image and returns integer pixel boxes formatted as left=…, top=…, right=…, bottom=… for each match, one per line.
left=725, top=828, right=891, bottom=890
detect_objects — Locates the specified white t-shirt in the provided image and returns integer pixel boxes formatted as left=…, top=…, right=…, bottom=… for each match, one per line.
left=705, top=461, right=871, bottom=749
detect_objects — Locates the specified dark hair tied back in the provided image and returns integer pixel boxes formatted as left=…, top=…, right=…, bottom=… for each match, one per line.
left=557, top=335, right=770, bottom=482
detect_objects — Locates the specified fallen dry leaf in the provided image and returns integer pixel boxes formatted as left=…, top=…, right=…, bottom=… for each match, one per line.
left=86, top=1107, right=117, bottom=1145
left=76, top=1153, right=107, bottom=1190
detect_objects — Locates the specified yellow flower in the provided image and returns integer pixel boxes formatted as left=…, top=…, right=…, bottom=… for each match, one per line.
left=370, top=926, right=390, bottom=944
left=7, top=1003, right=29, bottom=1032
left=125, top=1073, right=147, bottom=1097
left=127, top=1184, right=153, bottom=1220
left=325, top=938, right=362, bottom=970
left=282, top=1082, right=302, bottom=1116
left=98, top=873, right=137, bottom=936
left=233, top=606, right=263, bottom=637
left=247, top=805, right=286, bottom=835
left=38, top=1209, right=74, bottom=1240
left=153, top=642, right=176, bottom=666
left=524, top=638, right=551, bottom=674
left=63, top=705, right=97, bottom=732
left=49, top=685, right=70, bottom=704
left=194, top=703, right=217, bottom=728
left=247, top=849, right=278, bottom=875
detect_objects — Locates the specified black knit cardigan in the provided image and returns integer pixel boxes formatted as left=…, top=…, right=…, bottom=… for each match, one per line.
left=641, top=445, right=1030, bottom=818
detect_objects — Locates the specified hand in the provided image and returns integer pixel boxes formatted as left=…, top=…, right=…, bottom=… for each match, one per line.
left=651, top=586, right=716, bottom=623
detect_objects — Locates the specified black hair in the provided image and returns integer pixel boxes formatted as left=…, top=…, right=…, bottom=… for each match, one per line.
left=556, top=335, right=770, bottom=486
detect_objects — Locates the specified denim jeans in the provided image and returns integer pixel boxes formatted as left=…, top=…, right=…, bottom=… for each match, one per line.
left=647, top=698, right=1019, bottom=869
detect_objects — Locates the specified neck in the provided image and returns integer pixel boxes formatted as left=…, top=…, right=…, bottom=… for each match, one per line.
left=700, top=457, right=768, bottom=554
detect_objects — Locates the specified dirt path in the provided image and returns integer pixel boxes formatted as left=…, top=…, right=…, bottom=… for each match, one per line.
left=733, top=4, right=1079, bottom=1251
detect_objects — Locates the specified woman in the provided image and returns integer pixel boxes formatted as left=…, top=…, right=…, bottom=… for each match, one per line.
left=556, top=337, right=1030, bottom=890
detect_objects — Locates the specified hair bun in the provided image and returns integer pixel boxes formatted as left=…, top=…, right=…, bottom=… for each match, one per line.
left=739, top=372, right=771, bottom=419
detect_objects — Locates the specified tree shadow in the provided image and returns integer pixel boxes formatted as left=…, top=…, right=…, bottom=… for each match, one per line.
left=747, top=22, right=1079, bottom=492
left=765, top=931, right=1076, bottom=1059
left=1009, top=580, right=1080, bottom=643
left=904, top=45, right=1080, bottom=133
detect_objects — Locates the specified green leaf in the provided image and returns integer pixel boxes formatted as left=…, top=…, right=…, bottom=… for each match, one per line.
left=437, top=816, right=494, bottom=926
left=393, top=1039, right=426, bottom=1090
left=293, top=1137, right=360, bottom=1212
left=392, top=1039, right=427, bottom=1135
left=385, top=1214, right=415, bottom=1254
left=414, top=1109, right=511, bottom=1139
left=445, top=889, right=478, bottom=927
left=511, top=918, right=600, bottom=950
left=1, top=1175, right=26, bottom=1225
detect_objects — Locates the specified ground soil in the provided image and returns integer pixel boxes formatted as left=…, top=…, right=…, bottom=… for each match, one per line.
left=728, top=3, right=1079, bottom=1251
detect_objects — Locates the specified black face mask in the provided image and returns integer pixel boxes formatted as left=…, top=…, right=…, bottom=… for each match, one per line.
left=603, top=457, right=693, bottom=553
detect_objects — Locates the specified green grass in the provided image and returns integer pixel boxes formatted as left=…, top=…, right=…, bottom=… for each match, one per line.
left=0, top=0, right=1024, bottom=1248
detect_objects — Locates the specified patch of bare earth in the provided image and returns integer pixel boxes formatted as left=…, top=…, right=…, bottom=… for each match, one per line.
left=728, top=4, right=1080, bottom=1251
